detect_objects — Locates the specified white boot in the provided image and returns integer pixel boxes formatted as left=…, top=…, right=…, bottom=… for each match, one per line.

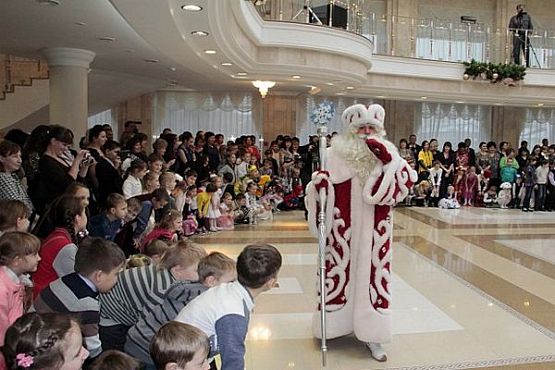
left=366, top=342, right=387, bottom=362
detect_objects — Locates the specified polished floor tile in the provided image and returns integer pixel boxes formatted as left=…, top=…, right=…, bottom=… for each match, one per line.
left=192, top=210, right=555, bottom=370
left=494, top=238, right=555, bottom=264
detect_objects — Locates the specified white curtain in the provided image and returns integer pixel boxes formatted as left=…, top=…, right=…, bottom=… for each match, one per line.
left=153, top=91, right=262, bottom=139
left=519, top=108, right=555, bottom=145
left=414, top=102, right=492, bottom=145
left=296, top=95, right=376, bottom=144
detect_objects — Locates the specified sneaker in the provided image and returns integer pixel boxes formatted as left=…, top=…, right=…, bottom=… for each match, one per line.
left=366, top=342, right=387, bottom=362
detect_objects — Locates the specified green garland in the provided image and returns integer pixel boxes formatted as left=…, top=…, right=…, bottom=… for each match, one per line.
left=462, top=59, right=526, bottom=84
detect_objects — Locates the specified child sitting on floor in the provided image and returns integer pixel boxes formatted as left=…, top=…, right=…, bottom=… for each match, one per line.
left=438, top=185, right=461, bottom=209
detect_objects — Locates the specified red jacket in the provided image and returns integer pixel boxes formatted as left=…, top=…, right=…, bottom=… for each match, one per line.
left=32, top=228, right=74, bottom=299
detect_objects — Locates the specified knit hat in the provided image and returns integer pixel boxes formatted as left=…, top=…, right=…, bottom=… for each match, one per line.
left=341, top=104, right=386, bottom=136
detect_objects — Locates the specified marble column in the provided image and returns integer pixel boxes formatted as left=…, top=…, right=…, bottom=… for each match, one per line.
left=43, top=47, right=95, bottom=147
left=387, top=0, right=419, bottom=57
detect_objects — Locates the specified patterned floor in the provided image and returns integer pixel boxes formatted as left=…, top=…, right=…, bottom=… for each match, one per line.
left=192, top=207, right=555, bottom=370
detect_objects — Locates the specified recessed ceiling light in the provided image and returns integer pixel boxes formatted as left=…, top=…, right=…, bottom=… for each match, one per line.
left=325, top=82, right=334, bottom=86
left=181, top=4, right=203, bottom=11
left=221, top=62, right=233, bottom=66
left=204, top=50, right=217, bottom=55
left=421, top=96, right=428, bottom=100
left=231, top=74, right=248, bottom=79
left=346, top=86, right=354, bottom=90
left=292, top=75, right=301, bottom=79
left=169, top=67, right=177, bottom=71
left=538, top=103, right=544, bottom=107
left=237, top=72, right=248, bottom=76
left=336, top=92, right=346, bottom=96
left=456, top=101, right=465, bottom=104
left=376, top=95, right=386, bottom=98
left=98, top=36, right=115, bottom=42
left=74, top=22, right=86, bottom=27
left=191, top=30, right=209, bottom=36
left=144, top=58, right=159, bottom=63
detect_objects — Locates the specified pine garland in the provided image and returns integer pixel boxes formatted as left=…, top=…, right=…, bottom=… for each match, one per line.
left=462, top=59, right=526, bottom=86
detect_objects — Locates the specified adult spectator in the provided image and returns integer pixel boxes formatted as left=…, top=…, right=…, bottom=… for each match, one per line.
left=120, top=121, right=139, bottom=148
left=465, top=138, right=476, bottom=167
left=175, top=131, right=196, bottom=176
left=203, top=131, right=220, bottom=172
left=0, top=140, right=34, bottom=212
left=34, top=125, right=92, bottom=215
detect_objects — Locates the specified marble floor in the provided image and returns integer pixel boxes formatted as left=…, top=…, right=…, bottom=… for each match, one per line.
left=192, top=207, right=555, bottom=370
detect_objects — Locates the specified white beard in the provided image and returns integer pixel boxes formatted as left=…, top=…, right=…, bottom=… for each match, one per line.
left=331, top=131, right=379, bottom=183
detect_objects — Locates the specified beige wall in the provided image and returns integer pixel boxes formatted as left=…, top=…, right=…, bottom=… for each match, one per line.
left=114, top=93, right=153, bottom=147
left=263, top=94, right=297, bottom=147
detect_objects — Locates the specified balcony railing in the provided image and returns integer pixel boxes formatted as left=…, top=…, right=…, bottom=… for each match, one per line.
left=253, top=0, right=555, bottom=69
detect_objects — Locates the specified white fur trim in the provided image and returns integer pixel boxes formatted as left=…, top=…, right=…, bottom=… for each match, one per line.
left=360, top=137, right=417, bottom=206
left=341, top=104, right=386, bottom=136
left=306, top=171, right=335, bottom=239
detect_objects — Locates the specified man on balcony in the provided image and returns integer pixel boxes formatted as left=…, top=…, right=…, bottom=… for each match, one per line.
left=509, top=4, right=533, bottom=67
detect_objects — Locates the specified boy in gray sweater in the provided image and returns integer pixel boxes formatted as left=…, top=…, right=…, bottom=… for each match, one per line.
left=125, top=252, right=236, bottom=365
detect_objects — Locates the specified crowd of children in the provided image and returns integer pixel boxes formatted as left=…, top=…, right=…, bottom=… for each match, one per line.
left=400, top=135, right=555, bottom=212
left=0, top=124, right=292, bottom=369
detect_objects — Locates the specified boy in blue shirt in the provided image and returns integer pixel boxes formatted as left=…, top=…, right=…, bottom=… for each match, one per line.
left=89, top=193, right=128, bottom=241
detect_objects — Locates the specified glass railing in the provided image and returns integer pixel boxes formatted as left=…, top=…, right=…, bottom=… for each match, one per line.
left=252, top=0, right=555, bottom=69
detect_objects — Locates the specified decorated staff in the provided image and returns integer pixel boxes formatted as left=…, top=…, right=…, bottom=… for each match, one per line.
left=306, top=104, right=416, bottom=363
left=308, top=100, right=334, bottom=366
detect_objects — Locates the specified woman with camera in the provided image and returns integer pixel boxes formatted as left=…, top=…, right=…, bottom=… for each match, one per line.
left=33, top=125, right=93, bottom=215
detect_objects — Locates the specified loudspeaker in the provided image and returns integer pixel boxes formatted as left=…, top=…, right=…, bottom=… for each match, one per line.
left=310, top=4, right=348, bottom=29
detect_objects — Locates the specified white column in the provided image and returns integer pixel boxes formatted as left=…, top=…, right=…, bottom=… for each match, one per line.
left=43, top=47, right=95, bottom=147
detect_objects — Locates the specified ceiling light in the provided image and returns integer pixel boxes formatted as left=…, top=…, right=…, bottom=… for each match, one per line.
left=36, top=0, right=60, bottom=5
left=421, top=96, right=428, bottom=100
left=181, top=4, right=203, bottom=11
left=309, top=86, right=321, bottom=95
left=74, top=22, right=86, bottom=27
left=456, top=101, right=465, bottom=104
left=537, top=103, right=544, bottom=107
left=237, top=72, right=248, bottom=76
left=126, top=49, right=134, bottom=53
left=204, top=50, right=217, bottom=55
left=221, top=62, right=233, bottom=66
left=336, top=92, right=346, bottom=96
left=292, top=75, right=301, bottom=79
left=169, top=67, right=177, bottom=71
left=346, top=86, right=354, bottom=90
left=376, top=95, right=386, bottom=98
left=252, top=81, right=275, bottom=99
left=191, top=30, right=209, bottom=36
left=98, top=36, right=115, bottom=42
left=325, top=82, right=334, bottom=86
left=144, top=58, right=159, bottom=63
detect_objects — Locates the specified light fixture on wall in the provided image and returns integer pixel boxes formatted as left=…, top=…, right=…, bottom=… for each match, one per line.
left=252, top=80, right=275, bottom=98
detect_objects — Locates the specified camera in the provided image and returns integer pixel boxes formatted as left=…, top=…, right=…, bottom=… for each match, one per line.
left=82, top=153, right=93, bottom=166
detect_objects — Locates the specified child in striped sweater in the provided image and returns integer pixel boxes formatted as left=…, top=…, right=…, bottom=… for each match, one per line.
left=124, top=252, right=236, bottom=366
left=99, top=241, right=207, bottom=352
left=32, top=237, right=126, bottom=359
